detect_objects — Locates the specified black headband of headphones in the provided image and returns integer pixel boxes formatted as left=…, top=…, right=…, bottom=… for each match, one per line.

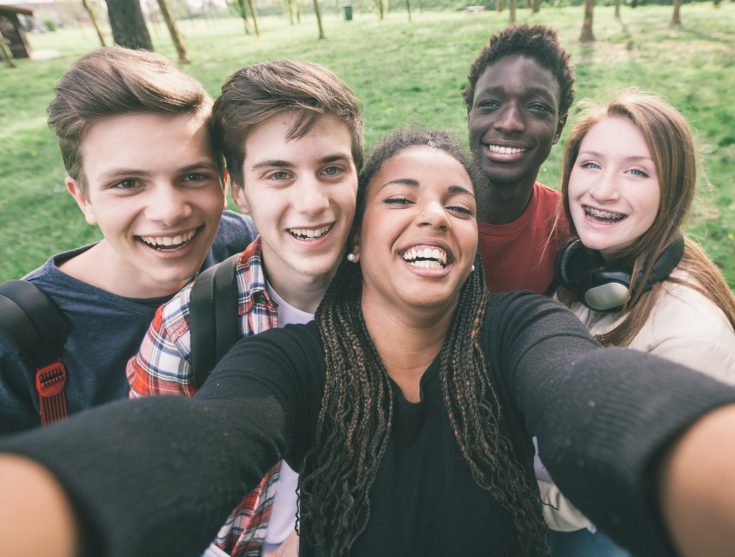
left=555, top=235, right=685, bottom=313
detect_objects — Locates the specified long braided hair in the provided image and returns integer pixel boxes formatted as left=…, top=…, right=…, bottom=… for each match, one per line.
left=299, top=129, right=548, bottom=556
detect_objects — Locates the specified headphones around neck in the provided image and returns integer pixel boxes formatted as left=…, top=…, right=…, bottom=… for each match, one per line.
left=555, top=235, right=685, bottom=313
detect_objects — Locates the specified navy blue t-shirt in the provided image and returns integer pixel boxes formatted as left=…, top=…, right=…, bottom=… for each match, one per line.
left=0, top=210, right=256, bottom=434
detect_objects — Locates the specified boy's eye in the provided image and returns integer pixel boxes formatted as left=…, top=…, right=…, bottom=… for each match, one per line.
left=529, top=102, right=551, bottom=113
left=321, top=165, right=344, bottom=177
left=266, top=171, right=291, bottom=181
left=111, top=178, right=140, bottom=190
left=182, top=173, right=211, bottom=183
left=476, top=99, right=500, bottom=110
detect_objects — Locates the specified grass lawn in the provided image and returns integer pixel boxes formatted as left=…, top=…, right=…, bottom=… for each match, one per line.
left=1, top=3, right=733, bottom=285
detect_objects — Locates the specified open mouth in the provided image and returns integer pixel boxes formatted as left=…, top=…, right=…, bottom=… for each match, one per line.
left=400, top=246, right=448, bottom=270
left=288, top=224, right=333, bottom=240
left=138, top=227, right=199, bottom=251
left=583, top=205, right=626, bottom=224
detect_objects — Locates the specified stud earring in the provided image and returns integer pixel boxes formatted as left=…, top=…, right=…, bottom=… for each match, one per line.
left=347, top=253, right=357, bottom=263
left=471, top=264, right=476, bottom=272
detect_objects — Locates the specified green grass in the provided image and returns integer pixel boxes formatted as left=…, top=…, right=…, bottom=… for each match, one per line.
left=1, top=3, right=734, bottom=286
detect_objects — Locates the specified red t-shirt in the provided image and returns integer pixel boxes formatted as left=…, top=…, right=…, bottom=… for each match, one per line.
left=478, top=182, right=570, bottom=294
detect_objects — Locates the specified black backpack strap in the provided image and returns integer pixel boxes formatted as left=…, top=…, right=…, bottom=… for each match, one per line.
left=0, top=280, right=69, bottom=425
left=189, top=254, right=241, bottom=389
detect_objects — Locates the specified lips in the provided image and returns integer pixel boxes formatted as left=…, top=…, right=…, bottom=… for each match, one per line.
left=583, top=205, right=626, bottom=223
left=138, top=227, right=199, bottom=251
left=400, top=245, right=449, bottom=270
left=288, top=223, right=333, bottom=240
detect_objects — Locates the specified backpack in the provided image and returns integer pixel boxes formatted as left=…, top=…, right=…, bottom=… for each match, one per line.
left=0, top=254, right=241, bottom=425
left=0, top=280, right=69, bottom=425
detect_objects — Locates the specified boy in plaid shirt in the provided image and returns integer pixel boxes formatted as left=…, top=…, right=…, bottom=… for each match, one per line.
left=126, top=60, right=363, bottom=557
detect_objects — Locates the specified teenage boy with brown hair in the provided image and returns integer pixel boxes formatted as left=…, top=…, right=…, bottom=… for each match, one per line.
left=0, top=47, right=255, bottom=434
left=127, top=59, right=363, bottom=557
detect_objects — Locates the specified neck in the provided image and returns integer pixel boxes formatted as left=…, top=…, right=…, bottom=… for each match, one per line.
left=476, top=175, right=536, bottom=225
left=361, top=291, right=456, bottom=402
left=265, top=267, right=333, bottom=314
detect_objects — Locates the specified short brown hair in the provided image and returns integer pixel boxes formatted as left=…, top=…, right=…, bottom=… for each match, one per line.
left=47, top=46, right=212, bottom=191
left=210, top=59, right=364, bottom=187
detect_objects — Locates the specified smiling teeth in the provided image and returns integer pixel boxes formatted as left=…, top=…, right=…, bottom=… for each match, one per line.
left=584, top=206, right=626, bottom=222
left=289, top=224, right=332, bottom=240
left=486, top=145, right=527, bottom=154
left=140, top=229, right=196, bottom=249
left=401, top=247, right=448, bottom=269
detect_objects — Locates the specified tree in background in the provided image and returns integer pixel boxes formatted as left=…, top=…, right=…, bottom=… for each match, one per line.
left=230, top=0, right=251, bottom=34
left=580, top=0, right=595, bottom=42
left=614, top=0, right=621, bottom=18
left=313, top=0, right=325, bottom=38
left=373, top=0, right=386, bottom=20
left=156, top=0, right=190, bottom=62
left=531, top=0, right=539, bottom=14
left=405, top=0, right=412, bottom=22
left=509, top=0, right=516, bottom=22
left=247, top=0, right=260, bottom=37
left=497, top=0, right=504, bottom=13
left=671, top=0, right=682, bottom=25
left=106, top=0, right=153, bottom=50
left=81, top=0, right=106, bottom=46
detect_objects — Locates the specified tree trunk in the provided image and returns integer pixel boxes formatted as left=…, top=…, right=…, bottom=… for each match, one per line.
left=509, top=0, right=516, bottom=22
left=82, top=0, right=106, bottom=46
left=106, top=0, right=153, bottom=50
left=312, top=0, right=325, bottom=38
left=405, top=0, right=412, bottom=21
left=497, top=0, right=503, bottom=13
left=156, top=0, right=190, bottom=63
left=580, top=0, right=595, bottom=42
left=671, top=0, right=682, bottom=25
left=374, top=0, right=384, bottom=19
left=0, top=33, right=16, bottom=68
left=246, top=0, right=260, bottom=37
left=614, top=0, right=620, bottom=18
left=532, top=0, right=539, bottom=13
left=234, top=0, right=251, bottom=34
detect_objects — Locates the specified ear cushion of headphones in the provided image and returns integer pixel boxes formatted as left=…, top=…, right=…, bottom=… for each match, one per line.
left=555, top=236, right=685, bottom=313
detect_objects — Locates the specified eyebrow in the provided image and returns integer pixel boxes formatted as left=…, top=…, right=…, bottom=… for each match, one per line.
left=97, top=160, right=217, bottom=180
left=476, top=85, right=556, bottom=103
left=380, top=178, right=474, bottom=196
left=578, top=150, right=654, bottom=163
left=250, top=153, right=352, bottom=171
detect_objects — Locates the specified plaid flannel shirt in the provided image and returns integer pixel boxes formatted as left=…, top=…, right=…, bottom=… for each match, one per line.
left=126, top=237, right=282, bottom=556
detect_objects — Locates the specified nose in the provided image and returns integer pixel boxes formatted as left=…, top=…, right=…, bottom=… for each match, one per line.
left=144, top=183, right=193, bottom=225
left=493, top=103, right=525, bottom=134
left=293, top=177, right=330, bottom=215
left=417, top=200, right=449, bottom=230
left=589, top=170, right=620, bottom=202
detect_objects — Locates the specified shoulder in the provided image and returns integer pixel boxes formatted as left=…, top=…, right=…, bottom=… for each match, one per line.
left=204, top=211, right=257, bottom=268
left=534, top=182, right=562, bottom=203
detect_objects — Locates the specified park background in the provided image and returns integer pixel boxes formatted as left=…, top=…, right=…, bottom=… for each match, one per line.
left=1, top=1, right=733, bottom=286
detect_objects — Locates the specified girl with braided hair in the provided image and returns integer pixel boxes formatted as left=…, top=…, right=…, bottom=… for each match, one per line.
left=2, top=129, right=735, bottom=557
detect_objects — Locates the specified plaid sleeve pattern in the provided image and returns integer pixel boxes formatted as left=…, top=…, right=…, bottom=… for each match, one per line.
left=126, top=282, right=198, bottom=398
left=126, top=239, right=286, bottom=555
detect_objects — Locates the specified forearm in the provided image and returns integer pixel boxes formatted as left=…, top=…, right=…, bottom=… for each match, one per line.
left=658, top=404, right=735, bottom=557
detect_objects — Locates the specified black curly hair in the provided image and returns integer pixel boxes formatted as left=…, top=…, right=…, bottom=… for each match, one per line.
left=462, top=24, right=575, bottom=119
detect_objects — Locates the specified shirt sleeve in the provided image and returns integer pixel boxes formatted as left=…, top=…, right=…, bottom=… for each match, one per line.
left=485, top=291, right=735, bottom=557
left=0, top=353, right=40, bottom=434
left=127, top=286, right=198, bottom=399
left=0, top=324, right=320, bottom=557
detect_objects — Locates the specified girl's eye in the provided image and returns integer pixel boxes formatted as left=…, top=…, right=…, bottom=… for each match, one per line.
left=384, top=196, right=412, bottom=206
left=447, top=205, right=474, bottom=217
left=627, top=167, right=649, bottom=178
left=579, top=160, right=601, bottom=170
